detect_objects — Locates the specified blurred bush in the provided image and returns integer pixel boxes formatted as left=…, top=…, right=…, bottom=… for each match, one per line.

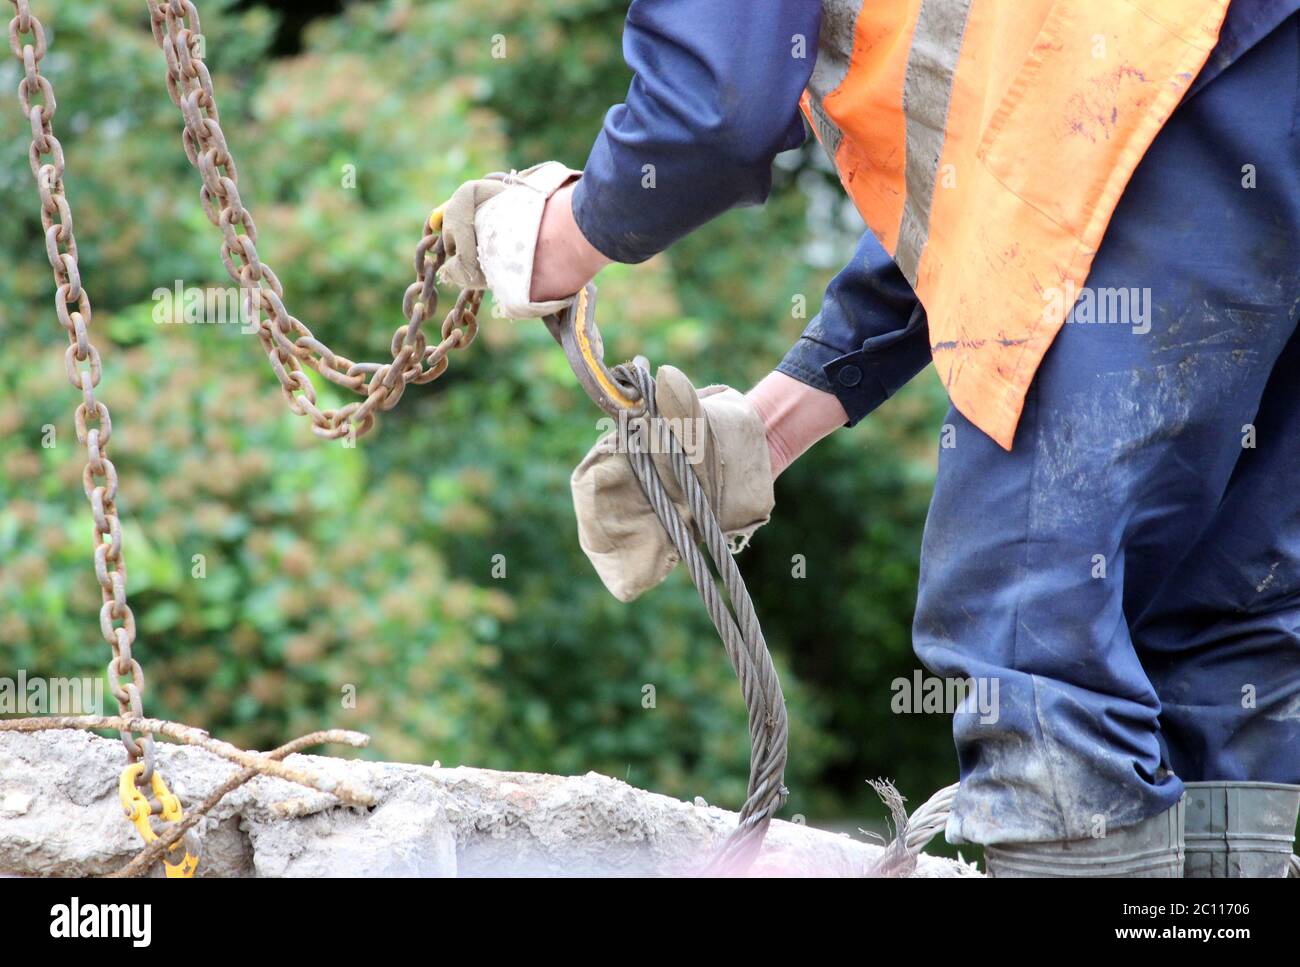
left=0, top=0, right=953, bottom=825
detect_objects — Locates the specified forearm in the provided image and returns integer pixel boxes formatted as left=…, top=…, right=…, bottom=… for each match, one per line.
left=747, top=371, right=848, bottom=479
left=532, top=0, right=819, bottom=299
left=573, top=0, right=821, bottom=264
left=775, top=229, right=932, bottom=429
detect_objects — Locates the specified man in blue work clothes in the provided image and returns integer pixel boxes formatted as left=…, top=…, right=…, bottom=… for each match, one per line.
left=451, top=0, right=1300, bottom=876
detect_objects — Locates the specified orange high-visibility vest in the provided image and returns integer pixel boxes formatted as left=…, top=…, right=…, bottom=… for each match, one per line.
left=803, top=0, right=1231, bottom=449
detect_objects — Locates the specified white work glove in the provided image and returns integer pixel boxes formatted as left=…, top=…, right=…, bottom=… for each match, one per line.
left=435, top=161, right=581, bottom=319
left=571, top=366, right=775, bottom=603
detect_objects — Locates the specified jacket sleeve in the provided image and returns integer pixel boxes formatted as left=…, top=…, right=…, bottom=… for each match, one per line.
left=777, top=229, right=933, bottom=425
left=572, top=0, right=822, bottom=264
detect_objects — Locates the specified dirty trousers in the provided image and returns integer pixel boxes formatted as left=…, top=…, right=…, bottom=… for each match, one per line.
left=912, top=14, right=1300, bottom=844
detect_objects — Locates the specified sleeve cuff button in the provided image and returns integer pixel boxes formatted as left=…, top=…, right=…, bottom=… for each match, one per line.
left=836, top=364, right=863, bottom=388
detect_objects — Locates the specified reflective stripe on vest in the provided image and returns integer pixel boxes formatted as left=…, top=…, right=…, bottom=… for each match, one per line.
left=804, top=0, right=1231, bottom=449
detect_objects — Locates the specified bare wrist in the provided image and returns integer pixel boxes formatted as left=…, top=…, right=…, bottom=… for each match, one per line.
left=531, top=181, right=611, bottom=302
left=747, top=372, right=849, bottom=479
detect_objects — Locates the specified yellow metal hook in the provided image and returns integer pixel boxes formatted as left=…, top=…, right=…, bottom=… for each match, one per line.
left=544, top=284, right=644, bottom=418
left=119, top=763, right=199, bottom=878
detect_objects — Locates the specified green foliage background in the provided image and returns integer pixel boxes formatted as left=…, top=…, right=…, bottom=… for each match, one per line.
left=0, top=0, right=955, bottom=831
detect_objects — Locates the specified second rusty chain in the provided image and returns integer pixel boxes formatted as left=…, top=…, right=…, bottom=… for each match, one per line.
left=146, top=0, right=481, bottom=442
left=6, top=0, right=155, bottom=777
left=6, top=0, right=202, bottom=875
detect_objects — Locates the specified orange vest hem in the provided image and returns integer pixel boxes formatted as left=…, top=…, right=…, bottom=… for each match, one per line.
left=804, top=0, right=1233, bottom=451
left=967, top=6, right=1228, bottom=451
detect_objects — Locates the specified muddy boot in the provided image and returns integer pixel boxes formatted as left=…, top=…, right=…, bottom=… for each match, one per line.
left=1183, top=781, right=1300, bottom=878
left=984, top=800, right=1184, bottom=877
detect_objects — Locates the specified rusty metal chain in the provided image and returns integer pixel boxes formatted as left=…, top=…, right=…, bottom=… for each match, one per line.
left=145, top=0, right=480, bottom=441
left=9, top=0, right=471, bottom=871
left=6, top=0, right=163, bottom=800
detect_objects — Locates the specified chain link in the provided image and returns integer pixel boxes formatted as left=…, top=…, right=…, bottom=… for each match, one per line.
left=145, top=0, right=480, bottom=441
left=8, top=0, right=477, bottom=861
left=7, top=0, right=161, bottom=790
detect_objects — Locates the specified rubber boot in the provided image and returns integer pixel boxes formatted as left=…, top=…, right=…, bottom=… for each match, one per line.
left=984, top=800, right=1184, bottom=877
left=1183, top=781, right=1300, bottom=878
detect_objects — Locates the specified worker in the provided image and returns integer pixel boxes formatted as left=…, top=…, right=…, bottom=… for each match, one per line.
left=438, top=0, right=1300, bottom=877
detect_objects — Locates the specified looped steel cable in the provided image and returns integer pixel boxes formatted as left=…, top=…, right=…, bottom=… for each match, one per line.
left=613, top=362, right=789, bottom=874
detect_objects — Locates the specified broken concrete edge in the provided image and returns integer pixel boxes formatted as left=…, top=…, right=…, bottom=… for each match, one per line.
left=0, top=730, right=982, bottom=878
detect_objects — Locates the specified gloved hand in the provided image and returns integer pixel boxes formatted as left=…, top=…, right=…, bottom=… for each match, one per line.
left=571, top=365, right=775, bottom=602
left=435, top=161, right=581, bottom=319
